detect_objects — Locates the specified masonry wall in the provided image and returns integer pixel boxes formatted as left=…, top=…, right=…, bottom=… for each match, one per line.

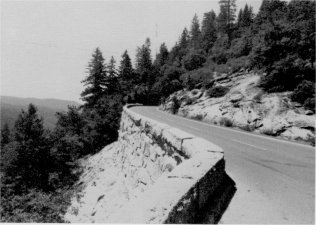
left=107, top=105, right=228, bottom=223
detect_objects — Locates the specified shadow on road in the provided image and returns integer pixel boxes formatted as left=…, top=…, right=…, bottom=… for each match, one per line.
left=197, top=173, right=237, bottom=224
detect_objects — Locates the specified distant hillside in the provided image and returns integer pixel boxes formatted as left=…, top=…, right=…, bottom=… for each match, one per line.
left=1, top=96, right=81, bottom=130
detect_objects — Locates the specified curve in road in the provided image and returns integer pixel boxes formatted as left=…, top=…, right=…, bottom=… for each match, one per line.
left=130, top=106, right=315, bottom=224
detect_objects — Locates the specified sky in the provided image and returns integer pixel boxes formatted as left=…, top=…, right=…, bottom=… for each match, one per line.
left=1, top=0, right=263, bottom=102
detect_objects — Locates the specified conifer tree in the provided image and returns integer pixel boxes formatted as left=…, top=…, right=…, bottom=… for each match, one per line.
left=1, top=123, right=11, bottom=147
left=217, top=0, right=237, bottom=39
left=13, top=104, right=50, bottom=189
left=154, top=43, right=169, bottom=69
left=201, top=10, right=217, bottom=53
left=105, top=56, right=118, bottom=94
left=179, top=28, right=189, bottom=49
left=119, top=50, right=134, bottom=99
left=81, top=48, right=107, bottom=108
left=135, top=38, right=153, bottom=86
left=190, top=14, right=202, bottom=49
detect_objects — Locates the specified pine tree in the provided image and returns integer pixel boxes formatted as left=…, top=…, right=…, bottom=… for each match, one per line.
left=190, top=14, right=202, bottom=49
left=118, top=50, right=135, bottom=100
left=217, top=0, right=237, bottom=39
left=201, top=10, right=217, bottom=53
left=105, top=56, right=118, bottom=94
left=1, top=123, right=11, bottom=147
left=81, top=48, right=107, bottom=108
left=135, top=38, right=153, bottom=86
left=154, top=43, right=169, bottom=69
left=179, top=28, right=189, bottom=49
left=13, top=104, right=50, bottom=189
left=238, top=4, right=254, bottom=29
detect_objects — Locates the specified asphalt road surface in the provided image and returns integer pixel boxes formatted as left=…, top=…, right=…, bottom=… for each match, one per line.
left=130, top=106, right=315, bottom=224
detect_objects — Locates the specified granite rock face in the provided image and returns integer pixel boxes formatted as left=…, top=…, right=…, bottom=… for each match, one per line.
left=162, top=72, right=315, bottom=145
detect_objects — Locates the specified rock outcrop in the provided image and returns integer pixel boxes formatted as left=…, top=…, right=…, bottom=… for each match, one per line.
left=161, top=72, right=315, bottom=145
left=65, top=105, right=230, bottom=223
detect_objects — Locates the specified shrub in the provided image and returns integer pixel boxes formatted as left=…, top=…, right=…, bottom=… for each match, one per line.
left=180, top=68, right=213, bottom=90
left=219, top=117, right=233, bottom=127
left=304, top=98, right=315, bottom=112
left=171, top=96, right=180, bottom=114
left=182, top=50, right=207, bottom=71
left=207, top=86, right=229, bottom=98
left=306, top=135, right=315, bottom=146
left=240, top=124, right=255, bottom=132
left=191, top=114, right=204, bottom=121
left=291, top=80, right=315, bottom=105
left=192, top=90, right=199, bottom=95
left=226, top=56, right=251, bottom=73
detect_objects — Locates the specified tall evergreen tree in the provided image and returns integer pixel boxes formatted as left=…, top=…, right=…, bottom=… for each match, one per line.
left=190, top=14, right=202, bottom=49
left=135, top=38, right=153, bottom=86
left=179, top=28, right=190, bottom=49
left=255, top=0, right=287, bottom=25
left=81, top=48, right=107, bottom=108
left=13, top=104, right=50, bottom=189
left=105, top=56, right=118, bottom=94
left=154, top=43, right=169, bottom=69
left=201, top=10, right=217, bottom=53
left=119, top=50, right=135, bottom=100
left=217, top=0, right=237, bottom=39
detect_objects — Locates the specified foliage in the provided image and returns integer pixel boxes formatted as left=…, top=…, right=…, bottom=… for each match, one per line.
left=191, top=114, right=204, bottom=121
left=1, top=123, right=11, bottom=147
left=0, top=187, right=74, bottom=223
left=291, top=80, right=315, bottom=105
left=201, top=10, right=217, bottom=53
left=171, top=96, right=181, bottom=114
left=240, top=124, right=255, bottom=132
left=182, top=50, right=206, bottom=71
left=2, top=0, right=316, bottom=221
left=81, top=48, right=107, bottom=107
left=217, top=0, right=237, bottom=36
left=189, top=14, right=202, bottom=49
left=303, top=98, right=315, bottom=112
left=207, top=86, right=229, bottom=98
left=219, top=117, right=233, bottom=127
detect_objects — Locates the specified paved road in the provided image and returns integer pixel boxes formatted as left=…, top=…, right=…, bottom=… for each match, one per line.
left=130, top=106, right=315, bottom=224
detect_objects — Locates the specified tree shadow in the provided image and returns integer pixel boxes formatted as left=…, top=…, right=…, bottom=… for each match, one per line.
left=197, top=172, right=237, bottom=224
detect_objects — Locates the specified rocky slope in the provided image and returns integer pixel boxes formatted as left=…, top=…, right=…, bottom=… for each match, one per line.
left=161, top=72, right=315, bottom=145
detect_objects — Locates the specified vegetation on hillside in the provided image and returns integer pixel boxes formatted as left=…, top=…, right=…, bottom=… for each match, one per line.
left=1, top=0, right=315, bottom=222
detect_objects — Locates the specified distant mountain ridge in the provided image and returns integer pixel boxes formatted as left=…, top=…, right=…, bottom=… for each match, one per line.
left=1, top=96, right=81, bottom=130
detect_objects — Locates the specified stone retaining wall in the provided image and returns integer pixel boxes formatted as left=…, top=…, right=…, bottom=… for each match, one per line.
left=107, top=105, right=227, bottom=223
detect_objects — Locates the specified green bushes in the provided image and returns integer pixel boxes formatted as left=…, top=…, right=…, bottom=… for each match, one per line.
left=171, top=96, right=181, bottom=114
left=180, top=68, right=213, bottom=90
left=240, top=124, right=255, bottom=132
left=0, top=187, right=74, bottom=222
left=291, top=80, right=315, bottom=109
left=207, top=86, right=229, bottom=98
left=191, top=114, right=204, bottom=121
left=182, top=50, right=207, bottom=71
left=303, top=98, right=315, bottom=112
left=219, top=117, right=233, bottom=127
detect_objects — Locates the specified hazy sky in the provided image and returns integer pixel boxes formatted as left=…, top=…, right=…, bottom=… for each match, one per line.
left=1, top=0, right=262, bottom=102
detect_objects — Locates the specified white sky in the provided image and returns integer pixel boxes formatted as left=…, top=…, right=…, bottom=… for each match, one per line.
left=1, top=0, right=262, bottom=102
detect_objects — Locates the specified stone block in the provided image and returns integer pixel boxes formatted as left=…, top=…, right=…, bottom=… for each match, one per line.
left=182, top=138, right=223, bottom=157
left=162, top=127, right=195, bottom=150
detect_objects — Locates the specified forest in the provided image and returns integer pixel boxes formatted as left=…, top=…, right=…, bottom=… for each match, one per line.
left=0, top=0, right=315, bottom=222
